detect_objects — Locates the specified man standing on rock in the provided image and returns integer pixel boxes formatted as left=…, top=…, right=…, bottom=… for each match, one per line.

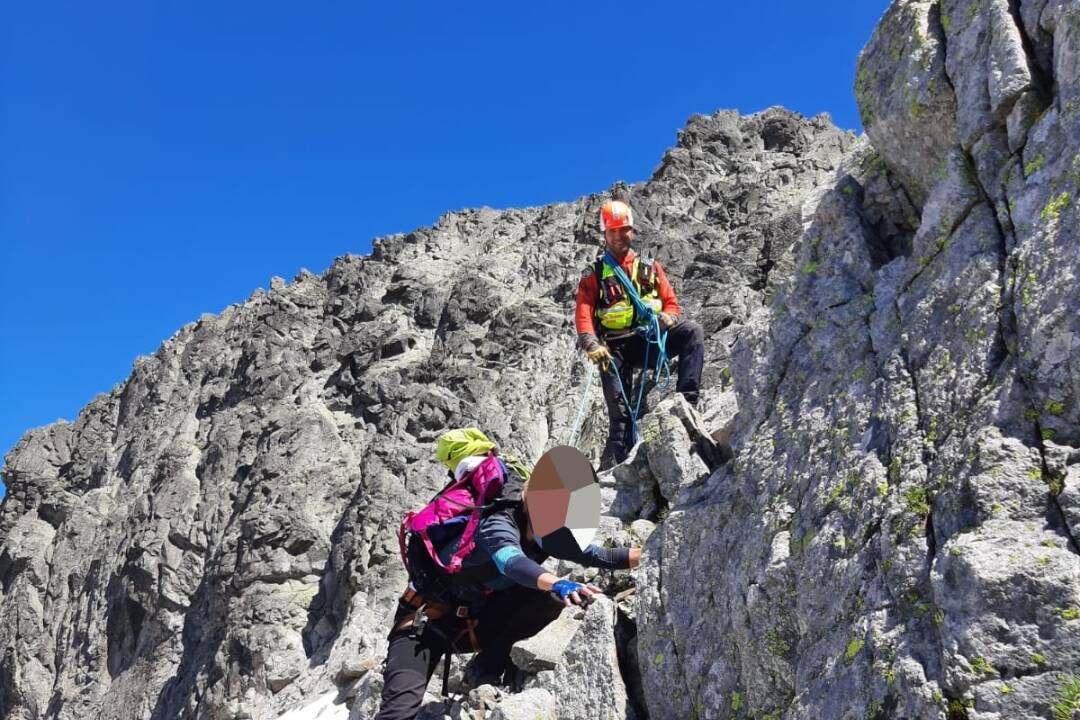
left=575, top=198, right=705, bottom=467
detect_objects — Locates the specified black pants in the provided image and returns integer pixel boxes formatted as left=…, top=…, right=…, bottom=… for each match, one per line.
left=599, top=319, right=705, bottom=466
left=373, top=585, right=564, bottom=720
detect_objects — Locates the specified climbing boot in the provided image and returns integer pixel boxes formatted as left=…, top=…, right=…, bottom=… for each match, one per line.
left=462, top=653, right=515, bottom=689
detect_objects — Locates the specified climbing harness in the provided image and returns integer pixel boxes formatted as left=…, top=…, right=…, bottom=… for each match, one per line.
left=396, top=587, right=481, bottom=699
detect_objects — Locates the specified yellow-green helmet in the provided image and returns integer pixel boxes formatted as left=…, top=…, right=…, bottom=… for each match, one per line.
left=435, top=428, right=496, bottom=472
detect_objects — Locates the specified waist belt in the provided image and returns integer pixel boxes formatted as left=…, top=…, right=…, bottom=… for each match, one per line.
left=399, top=587, right=474, bottom=618
left=394, top=588, right=482, bottom=654
left=601, top=329, right=638, bottom=342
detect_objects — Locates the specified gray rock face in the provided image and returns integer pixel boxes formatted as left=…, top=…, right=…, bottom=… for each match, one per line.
left=5, top=3, right=1076, bottom=718
left=510, top=606, right=580, bottom=673
left=486, top=688, right=556, bottom=720
left=0, top=106, right=850, bottom=720
left=526, top=597, right=631, bottom=720
left=635, top=2, right=1080, bottom=719
left=857, top=0, right=959, bottom=207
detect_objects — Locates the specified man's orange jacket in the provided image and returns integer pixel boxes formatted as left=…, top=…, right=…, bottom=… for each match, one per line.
left=574, top=250, right=682, bottom=340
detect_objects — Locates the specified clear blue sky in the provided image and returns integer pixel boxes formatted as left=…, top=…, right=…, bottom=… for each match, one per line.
left=1, top=1, right=890, bottom=497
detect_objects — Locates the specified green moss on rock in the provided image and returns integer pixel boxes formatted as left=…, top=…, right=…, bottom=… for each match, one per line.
left=1041, top=192, right=1071, bottom=221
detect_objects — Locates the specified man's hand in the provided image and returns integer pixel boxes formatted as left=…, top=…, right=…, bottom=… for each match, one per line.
left=658, top=312, right=678, bottom=329
left=586, top=345, right=612, bottom=371
left=551, top=579, right=604, bottom=607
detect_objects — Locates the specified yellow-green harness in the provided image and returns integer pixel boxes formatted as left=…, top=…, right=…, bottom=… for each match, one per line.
left=593, top=256, right=663, bottom=332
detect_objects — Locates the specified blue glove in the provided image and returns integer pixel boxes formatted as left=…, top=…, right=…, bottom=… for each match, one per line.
left=551, top=579, right=587, bottom=603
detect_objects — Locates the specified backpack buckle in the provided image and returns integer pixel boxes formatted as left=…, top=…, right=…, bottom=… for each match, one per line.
left=455, top=606, right=470, bottom=618
left=411, top=604, right=430, bottom=637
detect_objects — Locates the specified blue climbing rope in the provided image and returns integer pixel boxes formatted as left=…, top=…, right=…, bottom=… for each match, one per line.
left=601, top=252, right=673, bottom=389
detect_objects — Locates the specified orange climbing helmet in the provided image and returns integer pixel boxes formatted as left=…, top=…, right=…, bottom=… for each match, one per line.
left=599, top=200, right=634, bottom=232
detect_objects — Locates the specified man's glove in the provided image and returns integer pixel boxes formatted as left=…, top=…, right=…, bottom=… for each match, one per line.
left=658, top=312, right=678, bottom=329
left=586, top=345, right=612, bottom=371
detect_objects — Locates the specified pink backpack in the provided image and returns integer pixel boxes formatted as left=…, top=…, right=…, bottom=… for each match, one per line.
left=398, top=453, right=509, bottom=575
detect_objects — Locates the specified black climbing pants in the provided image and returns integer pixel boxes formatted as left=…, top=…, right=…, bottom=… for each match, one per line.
left=599, top=318, right=705, bottom=466
left=372, top=585, right=564, bottom=720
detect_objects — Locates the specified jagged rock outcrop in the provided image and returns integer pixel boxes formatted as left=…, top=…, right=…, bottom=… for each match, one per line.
left=637, top=1, right=1080, bottom=718
left=3, top=1, right=1077, bottom=718
left=0, top=105, right=851, bottom=720
left=525, top=597, right=632, bottom=720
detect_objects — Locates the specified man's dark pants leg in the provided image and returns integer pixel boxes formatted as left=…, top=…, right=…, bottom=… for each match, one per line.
left=599, top=336, right=647, bottom=465
left=664, top=319, right=704, bottom=404
left=598, top=320, right=705, bottom=466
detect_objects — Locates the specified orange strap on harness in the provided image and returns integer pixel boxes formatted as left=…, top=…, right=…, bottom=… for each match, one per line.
left=395, top=588, right=481, bottom=653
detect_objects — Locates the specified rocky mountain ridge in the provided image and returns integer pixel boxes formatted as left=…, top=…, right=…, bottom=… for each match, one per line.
left=2, top=0, right=1079, bottom=718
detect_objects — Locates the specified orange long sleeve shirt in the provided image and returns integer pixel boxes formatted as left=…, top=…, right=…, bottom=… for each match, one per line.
left=574, top=250, right=682, bottom=339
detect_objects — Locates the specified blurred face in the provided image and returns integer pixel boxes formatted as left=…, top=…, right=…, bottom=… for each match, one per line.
left=603, top=226, right=634, bottom=257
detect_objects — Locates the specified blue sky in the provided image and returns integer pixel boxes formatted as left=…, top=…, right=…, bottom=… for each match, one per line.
left=0, top=1, right=890, bottom=497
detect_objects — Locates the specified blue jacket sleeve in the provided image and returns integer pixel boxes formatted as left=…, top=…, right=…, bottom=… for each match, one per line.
left=566, top=543, right=631, bottom=570
left=476, top=509, right=546, bottom=588
left=578, top=546, right=630, bottom=569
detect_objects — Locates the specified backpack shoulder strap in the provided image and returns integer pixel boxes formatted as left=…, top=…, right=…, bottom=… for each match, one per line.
left=490, top=454, right=529, bottom=508
left=636, top=256, right=658, bottom=289
left=592, top=257, right=606, bottom=298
